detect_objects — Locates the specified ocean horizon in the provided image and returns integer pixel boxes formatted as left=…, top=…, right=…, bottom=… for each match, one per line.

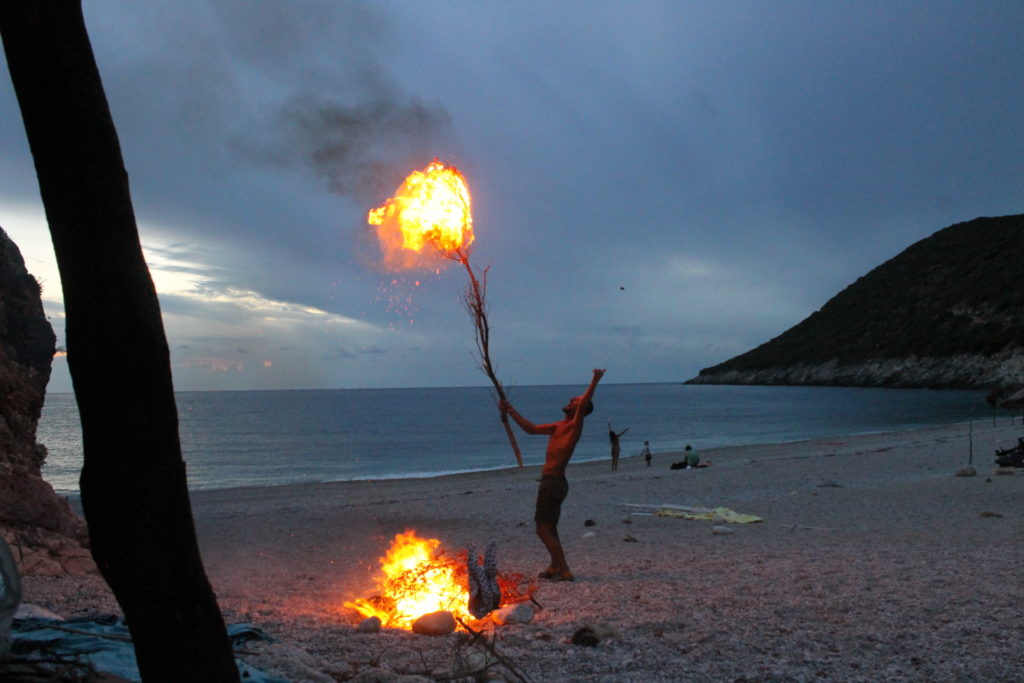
left=38, top=383, right=992, bottom=494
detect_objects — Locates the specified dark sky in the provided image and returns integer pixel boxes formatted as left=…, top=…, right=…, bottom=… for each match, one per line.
left=2, top=1, right=1022, bottom=391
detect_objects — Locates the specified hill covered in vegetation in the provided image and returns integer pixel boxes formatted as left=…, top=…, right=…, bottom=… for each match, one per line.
left=687, top=214, right=1024, bottom=389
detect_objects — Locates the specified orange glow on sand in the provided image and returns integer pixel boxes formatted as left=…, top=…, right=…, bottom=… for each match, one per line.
left=367, top=159, right=474, bottom=270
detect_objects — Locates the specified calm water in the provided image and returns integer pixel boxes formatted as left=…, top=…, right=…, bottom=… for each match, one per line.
left=38, top=384, right=988, bottom=494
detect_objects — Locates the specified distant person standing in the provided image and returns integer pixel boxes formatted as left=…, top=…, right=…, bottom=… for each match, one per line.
left=640, top=440, right=652, bottom=467
left=608, top=423, right=630, bottom=472
left=684, top=444, right=699, bottom=469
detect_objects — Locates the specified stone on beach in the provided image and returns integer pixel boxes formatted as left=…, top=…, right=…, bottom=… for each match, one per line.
left=356, top=616, right=381, bottom=633
left=491, top=602, right=534, bottom=625
left=411, top=610, right=455, bottom=636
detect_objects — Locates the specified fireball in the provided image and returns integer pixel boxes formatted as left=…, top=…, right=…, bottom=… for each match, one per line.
left=368, top=159, right=474, bottom=270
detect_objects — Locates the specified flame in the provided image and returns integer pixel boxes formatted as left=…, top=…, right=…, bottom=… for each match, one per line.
left=344, top=530, right=470, bottom=629
left=367, top=159, right=474, bottom=270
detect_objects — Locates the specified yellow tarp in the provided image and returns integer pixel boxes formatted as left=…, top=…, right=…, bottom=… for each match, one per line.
left=654, top=506, right=762, bottom=524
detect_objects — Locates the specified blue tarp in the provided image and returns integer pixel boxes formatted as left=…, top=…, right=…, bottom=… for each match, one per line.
left=11, top=616, right=288, bottom=682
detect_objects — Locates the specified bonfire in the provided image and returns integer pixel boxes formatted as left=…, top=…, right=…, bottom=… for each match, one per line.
left=344, top=530, right=536, bottom=630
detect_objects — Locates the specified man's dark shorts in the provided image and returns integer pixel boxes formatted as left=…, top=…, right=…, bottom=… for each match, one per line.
left=535, top=474, right=569, bottom=525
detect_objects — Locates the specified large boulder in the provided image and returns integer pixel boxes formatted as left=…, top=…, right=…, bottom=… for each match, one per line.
left=0, top=226, right=93, bottom=576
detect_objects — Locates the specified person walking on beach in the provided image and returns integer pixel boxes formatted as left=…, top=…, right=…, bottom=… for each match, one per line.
left=640, top=440, right=652, bottom=467
left=500, top=368, right=605, bottom=582
left=608, top=423, right=630, bottom=472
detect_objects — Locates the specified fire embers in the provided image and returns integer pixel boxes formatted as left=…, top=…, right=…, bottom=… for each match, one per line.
left=466, top=542, right=500, bottom=619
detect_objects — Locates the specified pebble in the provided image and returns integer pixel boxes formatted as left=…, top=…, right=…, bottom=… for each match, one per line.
left=356, top=616, right=381, bottom=633
left=491, top=602, right=534, bottom=625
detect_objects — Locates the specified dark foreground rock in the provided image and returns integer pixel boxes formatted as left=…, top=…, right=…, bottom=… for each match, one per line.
left=0, top=227, right=93, bottom=576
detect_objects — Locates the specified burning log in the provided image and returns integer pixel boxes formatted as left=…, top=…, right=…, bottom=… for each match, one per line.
left=367, top=159, right=523, bottom=466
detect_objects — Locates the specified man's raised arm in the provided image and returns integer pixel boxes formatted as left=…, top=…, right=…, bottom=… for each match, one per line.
left=571, top=368, right=605, bottom=424
left=500, top=400, right=553, bottom=435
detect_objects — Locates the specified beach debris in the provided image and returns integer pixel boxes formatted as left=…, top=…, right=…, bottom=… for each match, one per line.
left=449, top=648, right=497, bottom=679
left=412, top=610, right=456, bottom=636
left=979, top=511, right=1004, bottom=518
left=624, top=503, right=764, bottom=522
left=993, top=437, right=1024, bottom=467
left=584, top=519, right=596, bottom=527
left=570, top=622, right=619, bottom=647
left=491, top=602, right=534, bottom=626
left=466, top=542, right=500, bottom=619
left=712, top=525, right=735, bottom=535
left=356, top=616, right=381, bottom=633
left=582, top=531, right=597, bottom=538
left=955, top=466, right=977, bottom=477
left=456, top=617, right=533, bottom=683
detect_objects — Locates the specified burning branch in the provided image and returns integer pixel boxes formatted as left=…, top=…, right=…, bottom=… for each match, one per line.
left=367, top=159, right=523, bottom=466
left=447, top=247, right=523, bottom=467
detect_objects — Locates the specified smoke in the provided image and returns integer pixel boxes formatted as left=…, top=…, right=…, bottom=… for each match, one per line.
left=281, top=94, right=453, bottom=204
left=234, top=91, right=454, bottom=209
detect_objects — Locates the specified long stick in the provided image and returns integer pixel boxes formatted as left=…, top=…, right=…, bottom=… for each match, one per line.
left=453, top=249, right=524, bottom=467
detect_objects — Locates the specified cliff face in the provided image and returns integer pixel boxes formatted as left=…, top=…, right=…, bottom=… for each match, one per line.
left=688, top=214, right=1024, bottom=391
left=0, top=226, right=94, bottom=576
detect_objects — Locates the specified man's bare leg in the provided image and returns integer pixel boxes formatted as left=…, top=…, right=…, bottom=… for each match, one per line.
left=536, top=521, right=573, bottom=580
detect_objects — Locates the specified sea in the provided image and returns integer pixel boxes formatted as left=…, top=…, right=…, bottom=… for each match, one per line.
left=37, top=383, right=992, bottom=494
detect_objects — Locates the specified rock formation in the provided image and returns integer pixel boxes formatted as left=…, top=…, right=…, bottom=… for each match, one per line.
left=0, top=226, right=94, bottom=576
left=688, top=214, right=1024, bottom=394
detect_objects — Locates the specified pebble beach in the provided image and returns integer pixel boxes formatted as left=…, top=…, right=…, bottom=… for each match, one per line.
left=20, top=419, right=1024, bottom=681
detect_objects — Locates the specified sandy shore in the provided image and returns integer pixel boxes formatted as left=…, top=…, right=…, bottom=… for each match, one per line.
left=21, top=419, right=1024, bottom=681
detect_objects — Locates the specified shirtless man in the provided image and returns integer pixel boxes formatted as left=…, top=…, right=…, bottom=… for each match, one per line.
left=500, top=368, right=604, bottom=582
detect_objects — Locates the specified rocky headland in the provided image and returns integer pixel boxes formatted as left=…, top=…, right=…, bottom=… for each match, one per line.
left=688, top=214, right=1024, bottom=402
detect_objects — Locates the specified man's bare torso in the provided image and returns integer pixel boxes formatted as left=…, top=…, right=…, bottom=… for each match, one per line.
left=542, top=419, right=583, bottom=476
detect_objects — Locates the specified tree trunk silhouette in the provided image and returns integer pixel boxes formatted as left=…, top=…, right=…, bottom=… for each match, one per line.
left=0, top=3, right=239, bottom=681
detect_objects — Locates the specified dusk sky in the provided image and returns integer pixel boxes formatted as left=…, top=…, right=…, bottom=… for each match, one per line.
left=2, top=1, right=1022, bottom=393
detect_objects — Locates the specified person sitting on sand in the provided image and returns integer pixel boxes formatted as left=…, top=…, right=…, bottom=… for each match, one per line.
left=685, top=444, right=699, bottom=469
left=608, top=423, right=630, bottom=472
left=500, top=368, right=605, bottom=582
